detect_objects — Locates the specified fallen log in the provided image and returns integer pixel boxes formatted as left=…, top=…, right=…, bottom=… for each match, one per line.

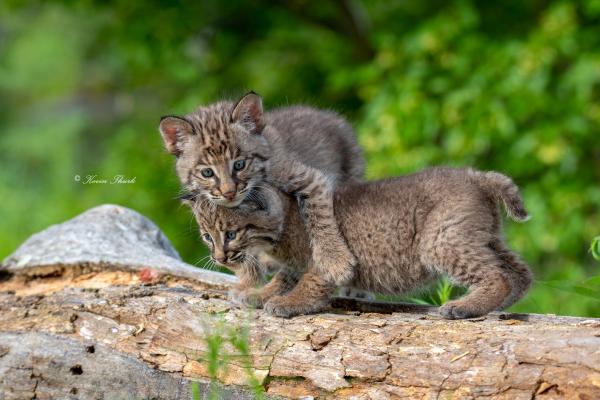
left=1, top=205, right=599, bottom=399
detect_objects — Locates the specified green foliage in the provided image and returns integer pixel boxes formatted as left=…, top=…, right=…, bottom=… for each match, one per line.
left=540, top=276, right=600, bottom=301
left=533, top=237, right=600, bottom=304
left=540, top=236, right=600, bottom=303
left=190, top=382, right=201, bottom=400
left=591, top=236, right=600, bottom=261
left=228, top=325, right=265, bottom=399
left=408, top=278, right=466, bottom=307
left=0, top=1, right=599, bottom=316
left=204, top=328, right=225, bottom=398
left=197, top=316, right=265, bottom=399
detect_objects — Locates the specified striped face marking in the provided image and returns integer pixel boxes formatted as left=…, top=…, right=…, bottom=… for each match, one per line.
left=190, top=189, right=284, bottom=269
left=174, top=102, right=270, bottom=207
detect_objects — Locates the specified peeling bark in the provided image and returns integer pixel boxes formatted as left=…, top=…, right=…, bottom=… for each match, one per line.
left=1, top=205, right=599, bottom=399
left=1, top=267, right=599, bottom=399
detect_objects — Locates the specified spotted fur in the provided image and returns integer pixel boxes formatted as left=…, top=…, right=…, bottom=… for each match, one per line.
left=191, top=167, right=533, bottom=319
left=160, top=92, right=364, bottom=290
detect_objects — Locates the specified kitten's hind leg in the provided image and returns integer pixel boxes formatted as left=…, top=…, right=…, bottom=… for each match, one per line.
left=440, top=270, right=510, bottom=319
left=489, top=240, right=533, bottom=310
left=264, top=268, right=336, bottom=318
left=423, top=241, right=511, bottom=319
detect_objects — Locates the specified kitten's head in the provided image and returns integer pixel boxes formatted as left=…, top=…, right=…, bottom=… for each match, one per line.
left=160, top=92, right=270, bottom=207
left=184, top=188, right=285, bottom=270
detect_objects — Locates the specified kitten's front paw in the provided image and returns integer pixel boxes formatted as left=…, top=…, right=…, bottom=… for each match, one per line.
left=228, top=288, right=264, bottom=308
left=264, top=295, right=327, bottom=318
left=440, top=300, right=486, bottom=320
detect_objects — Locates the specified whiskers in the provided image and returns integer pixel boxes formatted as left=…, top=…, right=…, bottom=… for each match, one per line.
left=174, top=187, right=195, bottom=201
left=253, top=184, right=280, bottom=198
left=180, top=212, right=198, bottom=238
left=248, top=184, right=282, bottom=210
left=230, top=252, right=245, bottom=263
left=245, top=190, right=267, bottom=209
left=194, top=254, right=218, bottom=271
left=194, top=195, right=218, bottom=217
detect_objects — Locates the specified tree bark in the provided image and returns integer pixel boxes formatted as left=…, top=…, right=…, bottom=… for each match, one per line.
left=1, top=205, right=599, bottom=399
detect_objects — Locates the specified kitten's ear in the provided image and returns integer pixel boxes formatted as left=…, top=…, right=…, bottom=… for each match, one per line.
left=178, top=192, right=196, bottom=207
left=242, top=187, right=281, bottom=219
left=242, top=194, right=268, bottom=213
left=159, top=116, right=194, bottom=156
left=231, top=92, right=265, bottom=134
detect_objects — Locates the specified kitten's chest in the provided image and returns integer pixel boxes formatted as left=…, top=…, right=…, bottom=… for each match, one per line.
left=269, top=247, right=308, bottom=272
left=272, top=210, right=311, bottom=268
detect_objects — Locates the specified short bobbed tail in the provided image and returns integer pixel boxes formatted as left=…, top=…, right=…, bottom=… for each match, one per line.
left=470, top=170, right=529, bottom=222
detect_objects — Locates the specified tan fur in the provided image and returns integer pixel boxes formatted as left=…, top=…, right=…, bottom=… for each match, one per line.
left=159, top=93, right=364, bottom=290
left=191, top=167, right=533, bottom=319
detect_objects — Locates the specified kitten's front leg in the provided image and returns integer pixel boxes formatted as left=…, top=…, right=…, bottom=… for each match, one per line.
left=228, top=279, right=257, bottom=306
left=270, top=160, right=356, bottom=286
left=235, top=269, right=300, bottom=308
left=228, top=263, right=263, bottom=305
left=264, top=267, right=336, bottom=318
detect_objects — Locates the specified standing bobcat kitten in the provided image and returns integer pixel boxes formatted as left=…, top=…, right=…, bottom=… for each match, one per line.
left=191, top=167, right=533, bottom=319
left=159, top=92, right=364, bottom=294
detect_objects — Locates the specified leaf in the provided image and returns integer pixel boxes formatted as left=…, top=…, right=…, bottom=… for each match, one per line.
left=539, top=280, right=600, bottom=301
left=590, top=236, right=600, bottom=261
left=190, top=382, right=200, bottom=400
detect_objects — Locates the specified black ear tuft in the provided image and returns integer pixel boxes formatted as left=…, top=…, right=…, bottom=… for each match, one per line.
left=178, top=191, right=196, bottom=205
left=254, top=196, right=269, bottom=212
left=250, top=189, right=269, bottom=211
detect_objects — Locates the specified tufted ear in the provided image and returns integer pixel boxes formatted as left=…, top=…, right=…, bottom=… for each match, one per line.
left=177, top=191, right=196, bottom=207
left=231, top=91, right=265, bottom=134
left=241, top=189, right=269, bottom=213
left=159, top=116, right=194, bottom=156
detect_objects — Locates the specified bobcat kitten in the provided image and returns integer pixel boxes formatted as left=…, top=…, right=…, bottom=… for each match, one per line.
left=159, top=92, right=364, bottom=294
left=191, top=167, right=533, bottom=319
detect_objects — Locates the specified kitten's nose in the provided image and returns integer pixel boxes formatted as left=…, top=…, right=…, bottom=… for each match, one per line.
left=222, top=190, right=236, bottom=201
left=213, top=256, right=226, bottom=264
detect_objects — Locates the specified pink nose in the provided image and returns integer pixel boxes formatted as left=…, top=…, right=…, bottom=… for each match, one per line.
left=213, top=256, right=226, bottom=264
left=222, top=191, right=236, bottom=201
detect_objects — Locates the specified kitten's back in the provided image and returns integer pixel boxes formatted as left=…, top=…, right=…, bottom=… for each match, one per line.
left=333, top=167, right=525, bottom=266
left=265, top=106, right=364, bottom=183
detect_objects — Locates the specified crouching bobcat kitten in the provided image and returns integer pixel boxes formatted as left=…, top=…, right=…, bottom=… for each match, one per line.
left=159, top=92, right=364, bottom=292
left=190, top=167, right=533, bottom=319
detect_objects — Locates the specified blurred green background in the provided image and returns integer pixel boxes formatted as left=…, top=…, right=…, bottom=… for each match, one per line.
left=1, top=1, right=598, bottom=316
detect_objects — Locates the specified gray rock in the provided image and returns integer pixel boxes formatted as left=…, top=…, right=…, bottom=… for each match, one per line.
left=0, top=331, right=260, bottom=400
left=1, top=204, right=236, bottom=287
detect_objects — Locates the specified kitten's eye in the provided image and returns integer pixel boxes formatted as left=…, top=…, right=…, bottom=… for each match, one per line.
left=233, top=159, right=246, bottom=171
left=201, top=168, right=214, bottom=178
left=225, top=231, right=237, bottom=241
left=203, top=233, right=213, bottom=242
